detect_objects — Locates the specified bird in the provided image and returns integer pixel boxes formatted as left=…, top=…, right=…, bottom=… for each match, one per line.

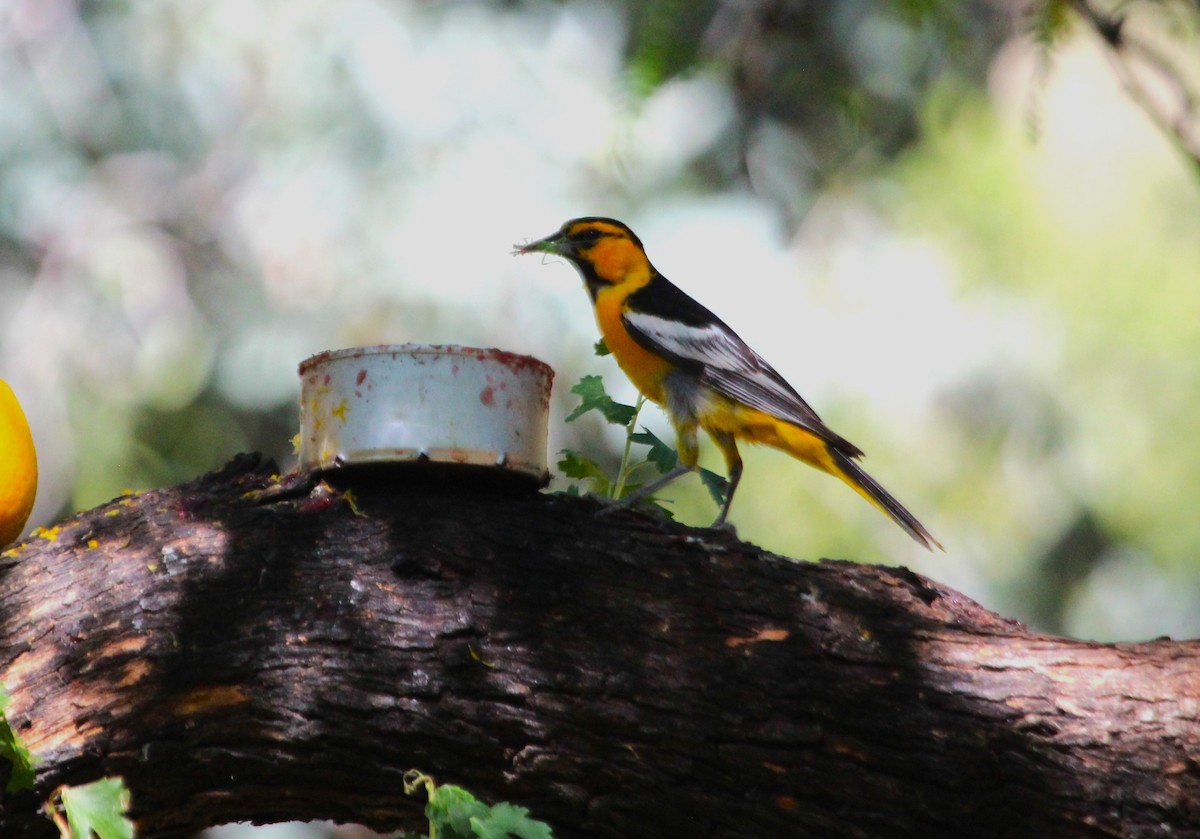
left=0, top=378, right=37, bottom=546
left=515, top=216, right=940, bottom=550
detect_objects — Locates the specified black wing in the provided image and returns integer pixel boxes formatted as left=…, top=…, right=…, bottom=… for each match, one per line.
left=622, top=276, right=862, bottom=456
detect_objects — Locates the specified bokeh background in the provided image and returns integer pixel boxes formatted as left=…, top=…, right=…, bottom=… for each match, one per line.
left=2, top=1, right=1200, bottom=831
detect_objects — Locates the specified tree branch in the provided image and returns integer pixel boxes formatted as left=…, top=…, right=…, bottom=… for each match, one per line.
left=1070, top=0, right=1200, bottom=176
left=1, top=454, right=1198, bottom=838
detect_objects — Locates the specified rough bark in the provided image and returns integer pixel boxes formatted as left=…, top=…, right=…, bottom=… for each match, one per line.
left=0, top=453, right=1198, bottom=838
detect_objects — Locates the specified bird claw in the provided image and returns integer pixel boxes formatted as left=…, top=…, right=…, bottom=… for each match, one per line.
left=708, top=519, right=738, bottom=538
left=594, top=503, right=619, bottom=519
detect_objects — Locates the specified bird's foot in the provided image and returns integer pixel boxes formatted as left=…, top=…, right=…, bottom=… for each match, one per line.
left=708, top=517, right=738, bottom=538
left=593, top=498, right=625, bottom=519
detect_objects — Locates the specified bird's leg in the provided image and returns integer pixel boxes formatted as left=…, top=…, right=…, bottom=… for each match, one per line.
left=600, top=420, right=698, bottom=516
left=604, top=463, right=692, bottom=514
left=709, top=430, right=743, bottom=528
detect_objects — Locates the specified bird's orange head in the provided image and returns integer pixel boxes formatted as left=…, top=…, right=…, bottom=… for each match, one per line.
left=515, top=217, right=653, bottom=297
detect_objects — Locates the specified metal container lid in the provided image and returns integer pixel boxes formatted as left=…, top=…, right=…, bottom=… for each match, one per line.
left=298, top=344, right=553, bottom=485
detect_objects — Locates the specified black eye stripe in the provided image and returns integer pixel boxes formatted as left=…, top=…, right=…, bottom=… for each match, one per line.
left=572, top=228, right=605, bottom=243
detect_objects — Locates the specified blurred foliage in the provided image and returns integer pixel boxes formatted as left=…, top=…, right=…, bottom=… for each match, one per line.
left=0, top=686, right=36, bottom=794
left=624, top=0, right=1010, bottom=218
left=891, top=68, right=1200, bottom=632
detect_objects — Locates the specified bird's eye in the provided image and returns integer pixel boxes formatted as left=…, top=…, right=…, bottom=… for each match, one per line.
left=573, top=228, right=603, bottom=244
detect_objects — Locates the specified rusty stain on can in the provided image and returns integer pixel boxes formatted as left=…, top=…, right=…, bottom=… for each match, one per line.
left=298, top=344, right=554, bottom=484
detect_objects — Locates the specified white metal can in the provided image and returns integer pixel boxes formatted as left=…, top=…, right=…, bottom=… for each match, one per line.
left=298, top=344, right=553, bottom=485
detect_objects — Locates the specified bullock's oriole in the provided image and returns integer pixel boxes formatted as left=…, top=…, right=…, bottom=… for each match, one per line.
left=516, top=217, right=939, bottom=550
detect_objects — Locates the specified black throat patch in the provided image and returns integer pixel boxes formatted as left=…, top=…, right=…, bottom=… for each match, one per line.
left=572, top=257, right=609, bottom=302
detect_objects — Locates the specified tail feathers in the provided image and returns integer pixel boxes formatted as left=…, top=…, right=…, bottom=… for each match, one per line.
left=828, top=447, right=942, bottom=551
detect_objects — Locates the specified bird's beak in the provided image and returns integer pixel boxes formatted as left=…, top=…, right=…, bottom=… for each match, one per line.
left=512, top=231, right=567, bottom=257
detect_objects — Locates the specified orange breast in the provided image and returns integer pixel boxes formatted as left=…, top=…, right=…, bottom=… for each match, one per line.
left=591, top=287, right=673, bottom=405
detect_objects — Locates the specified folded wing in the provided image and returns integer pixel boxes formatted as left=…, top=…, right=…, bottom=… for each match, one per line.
left=622, top=278, right=863, bottom=457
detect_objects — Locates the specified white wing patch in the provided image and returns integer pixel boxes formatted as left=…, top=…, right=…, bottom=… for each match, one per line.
left=622, top=310, right=838, bottom=441
left=622, top=312, right=754, bottom=371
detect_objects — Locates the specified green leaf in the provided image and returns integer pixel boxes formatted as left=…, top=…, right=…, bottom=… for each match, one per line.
left=627, top=428, right=677, bottom=473
left=470, top=802, right=555, bottom=839
left=593, top=339, right=610, bottom=357
left=0, top=687, right=35, bottom=793
left=557, top=451, right=611, bottom=497
left=400, top=771, right=555, bottom=839
left=564, top=376, right=637, bottom=425
left=60, top=778, right=134, bottom=839
left=426, top=783, right=490, bottom=839
left=698, top=468, right=729, bottom=508
left=558, top=454, right=611, bottom=497
left=557, top=450, right=606, bottom=480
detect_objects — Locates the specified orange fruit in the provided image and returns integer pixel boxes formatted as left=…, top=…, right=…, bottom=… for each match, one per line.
left=0, top=379, right=37, bottom=546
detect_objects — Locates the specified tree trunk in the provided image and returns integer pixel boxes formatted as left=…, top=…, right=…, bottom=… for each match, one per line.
left=0, top=454, right=1197, bottom=838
